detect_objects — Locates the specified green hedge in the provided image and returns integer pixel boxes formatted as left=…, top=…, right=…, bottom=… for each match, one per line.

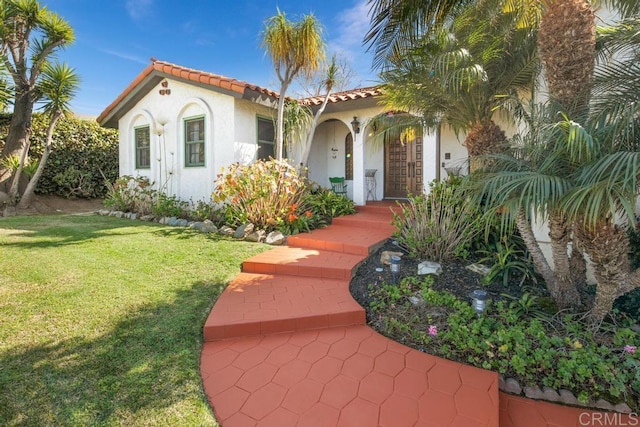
left=0, top=113, right=119, bottom=198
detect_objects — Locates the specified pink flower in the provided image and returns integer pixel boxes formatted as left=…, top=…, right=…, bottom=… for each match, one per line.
left=624, top=345, right=637, bottom=354
left=428, top=325, right=438, bottom=337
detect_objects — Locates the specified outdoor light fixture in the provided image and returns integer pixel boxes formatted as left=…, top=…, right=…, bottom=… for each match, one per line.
left=390, top=255, right=401, bottom=283
left=470, top=289, right=488, bottom=315
left=351, top=116, right=360, bottom=134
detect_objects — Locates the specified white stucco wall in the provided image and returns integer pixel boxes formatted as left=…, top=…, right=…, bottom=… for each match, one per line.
left=118, top=79, right=271, bottom=203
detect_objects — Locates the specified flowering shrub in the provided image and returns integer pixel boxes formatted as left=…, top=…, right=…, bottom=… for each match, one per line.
left=213, top=159, right=310, bottom=232
left=104, top=175, right=187, bottom=217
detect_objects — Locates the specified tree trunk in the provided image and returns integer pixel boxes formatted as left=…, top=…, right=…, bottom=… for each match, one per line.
left=464, top=119, right=507, bottom=173
left=275, top=81, right=290, bottom=160
left=575, top=221, right=640, bottom=323
left=301, top=90, right=332, bottom=166
left=1, top=91, right=35, bottom=192
left=17, top=111, right=61, bottom=209
left=547, top=210, right=581, bottom=308
left=515, top=207, right=557, bottom=290
left=538, top=0, right=595, bottom=116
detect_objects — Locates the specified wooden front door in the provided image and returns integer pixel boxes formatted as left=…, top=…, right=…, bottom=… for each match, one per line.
left=384, top=135, right=423, bottom=198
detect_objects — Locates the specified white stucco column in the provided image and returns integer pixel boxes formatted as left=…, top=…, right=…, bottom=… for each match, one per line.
left=353, top=128, right=365, bottom=205
left=423, top=130, right=438, bottom=193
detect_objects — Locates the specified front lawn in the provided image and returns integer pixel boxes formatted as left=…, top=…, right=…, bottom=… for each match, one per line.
left=0, top=214, right=268, bottom=426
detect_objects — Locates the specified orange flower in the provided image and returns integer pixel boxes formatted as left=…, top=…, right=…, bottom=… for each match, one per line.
left=287, top=213, right=298, bottom=223
left=304, top=211, right=312, bottom=218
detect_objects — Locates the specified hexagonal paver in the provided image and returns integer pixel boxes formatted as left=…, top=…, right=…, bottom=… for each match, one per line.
left=203, top=365, right=244, bottom=397
left=281, top=378, right=323, bottom=414
left=337, top=397, right=379, bottom=427
left=298, top=402, right=340, bottom=427
left=394, top=367, right=429, bottom=397
left=236, top=363, right=278, bottom=392
left=341, top=353, right=374, bottom=379
left=405, top=349, right=437, bottom=372
left=418, top=389, right=457, bottom=426
left=241, top=383, right=287, bottom=420
left=308, top=356, right=343, bottom=382
left=359, top=371, right=394, bottom=404
left=321, top=375, right=359, bottom=408
left=380, top=395, right=419, bottom=427
left=272, top=359, right=311, bottom=387
left=298, top=340, right=330, bottom=363
left=316, top=327, right=346, bottom=344
left=459, top=363, right=497, bottom=390
left=264, top=343, right=300, bottom=367
left=427, top=360, right=462, bottom=395
left=212, top=386, right=250, bottom=421
left=256, top=407, right=297, bottom=427
left=328, top=337, right=360, bottom=359
left=455, top=384, right=495, bottom=422
left=374, top=350, right=406, bottom=376
left=358, top=334, right=388, bottom=357
left=233, top=346, right=270, bottom=370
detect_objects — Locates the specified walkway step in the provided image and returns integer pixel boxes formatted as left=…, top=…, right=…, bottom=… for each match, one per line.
left=204, top=273, right=365, bottom=341
left=201, top=325, right=500, bottom=426
left=286, top=224, right=391, bottom=256
left=242, top=246, right=365, bottom=280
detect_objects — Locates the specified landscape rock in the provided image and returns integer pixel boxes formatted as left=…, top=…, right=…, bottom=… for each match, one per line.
left=503, top=378, right=522, bottom=395
left=98, top=209, right=110, bottom=216
left=167, top=217, right=179, bottom=226
left=418, top=260, right=442, bottom=275
left=524, top=386, right=543, bottom=400
left=158, top=217, right=169, bottom=225
left=190, top=221, right=205, bottom=231
left=234, top=223, right=254, bottom=239
left=408, top=295, right=423, bottom=306
left=466, top=263, right=491, bottom=275
left=245, top=230, right=266, bottom=243
left=266, top=231, right=285, bottom=245
left=176, top=219, right=188, bottom=227
left=594, top=399, right=615, bottom=411
left=614, top=403, right=633, bottom=413
left=219, top=225, right=235, bottom=236
left=380, top=251, right=403, bottom=265
left=201, top=220, right=217, bottom=233
left=541, top=387, right=560, bottom=402
left=140, top=214, right=155, bottom=222
left=127, top=213, right=137, bottom=220
left=111, top=211, right=124, bottom=218
left=558, top=389, right=579, bottom=406
left=498, top=375, right=506, bottom=391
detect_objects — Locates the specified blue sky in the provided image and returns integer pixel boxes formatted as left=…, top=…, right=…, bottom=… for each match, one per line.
left=40, top=0, right=378, bottom=117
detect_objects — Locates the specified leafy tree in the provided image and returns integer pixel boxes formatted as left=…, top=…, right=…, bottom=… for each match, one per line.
left=0, top=0, right=74, bottom=198
left=261, top=9, right=325, bottom=160
left=17, top=62, right=78, bottom=209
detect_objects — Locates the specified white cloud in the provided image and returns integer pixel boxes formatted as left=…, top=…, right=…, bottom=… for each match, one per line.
left=327, top=0, right=378, bottom=87
left=126, top=0, right=154, bottom=21
left=100, top=48, right=148, bottom=65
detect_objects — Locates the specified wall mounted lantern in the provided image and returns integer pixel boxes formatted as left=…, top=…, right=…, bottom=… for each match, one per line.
left=351, top=116, right=360, bottom=134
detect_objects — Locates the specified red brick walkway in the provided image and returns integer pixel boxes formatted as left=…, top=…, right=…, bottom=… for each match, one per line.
left=201, top=203, right=500, bottom=426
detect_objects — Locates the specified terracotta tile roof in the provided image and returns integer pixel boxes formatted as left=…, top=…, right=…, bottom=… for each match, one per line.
left=97, top=58, right=280, bottom=126
left=300, top=86, right=382, bottom=106
left=97, top=58, right=382, bottom=127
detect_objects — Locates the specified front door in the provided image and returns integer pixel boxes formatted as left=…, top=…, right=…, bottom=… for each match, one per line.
left=384, top=134, right=423, bottom=198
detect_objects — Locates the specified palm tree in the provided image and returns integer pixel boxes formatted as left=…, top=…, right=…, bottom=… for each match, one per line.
left=0, top=0, right=74, bottom=195
left=378, top=0, right=538, bottom=170
left=262, top=9, right=325, bottom=160
left=17, top=63, right=79, bottom=209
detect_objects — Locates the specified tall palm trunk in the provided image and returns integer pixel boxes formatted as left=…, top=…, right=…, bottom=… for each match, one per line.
left=1, top=90, right=35, bottom=194
left=464, top=119, right=507, bottom=172
left=547, top=210, right=582, bottom=308
left=538, top=0, right=596, bottom=115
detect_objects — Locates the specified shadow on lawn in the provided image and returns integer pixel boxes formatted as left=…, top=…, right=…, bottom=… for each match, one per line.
left=0, top=215, right=169, bottom=249
left=0, top=280, right=223, bottom=426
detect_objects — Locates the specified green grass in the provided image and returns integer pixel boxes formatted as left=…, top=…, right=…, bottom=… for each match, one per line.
left=0, top=214, right=269, bottom=426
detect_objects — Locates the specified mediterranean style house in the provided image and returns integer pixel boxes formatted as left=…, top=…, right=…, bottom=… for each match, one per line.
left=97, top=58, right=469, bottom=205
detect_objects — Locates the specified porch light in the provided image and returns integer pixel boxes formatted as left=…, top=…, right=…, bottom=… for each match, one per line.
left=351, top=116, right=360, bottom=134
left=390, top=255, right=401, bottom=283
left=470, top=289, right=488, bottom=315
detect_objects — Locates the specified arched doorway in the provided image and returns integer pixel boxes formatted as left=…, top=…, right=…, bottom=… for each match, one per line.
left=384, top=128, right=423, bottom=198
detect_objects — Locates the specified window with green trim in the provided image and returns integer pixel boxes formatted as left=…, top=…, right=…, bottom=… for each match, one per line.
left=257, top=116, right=275, bottom=160
left=185, top=116, right=205, bottom=167
left=135, top=126, right=150, bottom=169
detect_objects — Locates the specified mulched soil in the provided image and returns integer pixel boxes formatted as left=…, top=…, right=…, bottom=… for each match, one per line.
left=350, top=238, right=535, bottom=324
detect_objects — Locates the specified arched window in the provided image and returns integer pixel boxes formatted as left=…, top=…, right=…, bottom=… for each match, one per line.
left=345, top=132, right=353, bottom=180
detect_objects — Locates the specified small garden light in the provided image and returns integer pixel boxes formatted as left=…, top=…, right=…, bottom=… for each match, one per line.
left=470, top=289, right=488, bottom=316
left=390, top=255, right=401, bottom=283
